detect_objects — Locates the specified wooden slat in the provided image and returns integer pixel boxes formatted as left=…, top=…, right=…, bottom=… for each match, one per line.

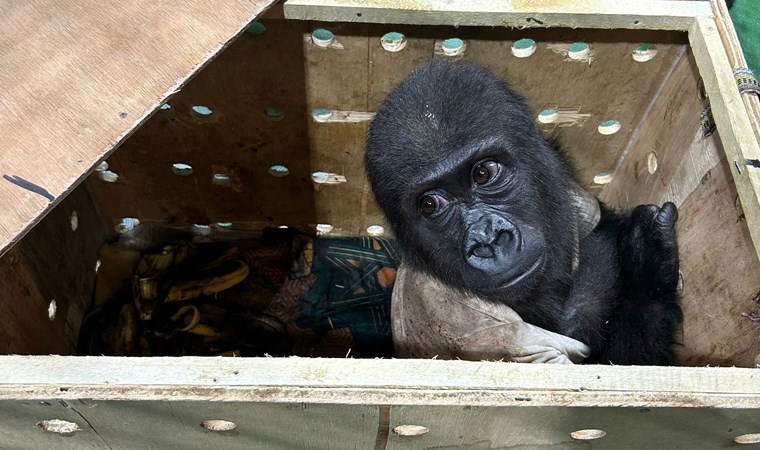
left=689, top=17, right=760, bottom=264
left=1, top=356, right=760, bottom=408
left=0, top=0, right=277, bottom=258
left=283, top=0, right=711, bottom=31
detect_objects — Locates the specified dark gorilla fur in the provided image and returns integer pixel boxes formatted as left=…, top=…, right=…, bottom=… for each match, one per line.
left=365, top=60, right=683, bottom=365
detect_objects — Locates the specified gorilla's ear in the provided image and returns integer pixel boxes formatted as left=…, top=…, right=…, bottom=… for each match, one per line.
left=570, top=182, right=601, bottom=240
left=569, top=183, right=601, bottom=272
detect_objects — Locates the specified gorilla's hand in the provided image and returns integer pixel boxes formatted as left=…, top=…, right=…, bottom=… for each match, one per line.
left=619, top=202, right=680, bottom=294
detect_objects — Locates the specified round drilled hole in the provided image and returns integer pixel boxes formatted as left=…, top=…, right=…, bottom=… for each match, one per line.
left=381, top=32, right=407, bottom=52
left=47, top=300, right=57, bottom=322
left=70, top=211, right=79, bottom=231
left=38, top=419, right=81, bottom=434
left=268, top=165, right=290, bottom=177
left=537, top=108, right=559, bottom=124
left=172, top=163, right=194, bottom=176
left=735, top=434, right=760, bottom=444
left=265, top=106, right=284, bottom=121
left=316, top=223, right=334, bottom=235
left=511, top=38, right=537, bottom=58
left=647, top=152, right=658, bottom=174
left=632, top=43, right=658, bottom=62
left=593, top=172, right=613, bottom=185
left=366, top=225, right=385, bottom=236
left=312, top=108, right=333, bottom=122
left=95, top=161, right=109, bottom=172
left=312, top=171, right=330, bottom=183
left=567, top=42, right=590, bottom=60
left=98, top=170, right=119, bottom=182
left=191, top=105, right=213, bottom=118
left=201, top=420, right=237, bottom=432
left=393, top=425, right=429, bottom=436
left=159, top=103, right=171, bottom=111
left=246, top=21, right=267, bottom=37
left=598, top=119, right=621, bottom=135
left=212, top=173, right=231, bottom=185
left=214, top=222, right=233, bottom=228
left=312, top=28, right=334, bottom=48
left=441, top=38, right=465, bottom=56
left=570, top=429, right=606, bottom=440
left=115, top=217, right=140, bottom=233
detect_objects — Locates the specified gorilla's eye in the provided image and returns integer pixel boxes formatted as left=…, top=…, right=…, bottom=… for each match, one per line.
left=419, top=194, right=447, bottom=215
left=473, top=161, right=501, bottom=185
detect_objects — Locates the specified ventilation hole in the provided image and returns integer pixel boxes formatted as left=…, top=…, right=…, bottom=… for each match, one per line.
left=366, top=225, right=385, bottom=236
left=598, top=120, right=621, bottom=135
left=38, top=401, right=51, bottom=407
left=277, top=225, right=289, bottom=229
left=316, top=224, right=334, bottom=235
left=381, top=32, right=407, bottom=52
left=70, top=211, right=79, bottom=231
left=311, top=28, right=335, bottom=48
left=264, top=106, right=284, bottom=121
left=214, top=222, right=233, bottom=228
left=537, top=108, right=559, bottom=124
left=246, top=21, right=267, bottom=36
left=593, top=172, right=613, bottom=185
left=268, top=165, right=290, bottom=177
left=676, top=270, right=684, bottom=294
left=441, top=38, right=465, bottom=56
left=193, top=224, right=210, bottom=230
left=632, top=43, right=658, bottom=62
left=735, top=434, right=760, bottom=444
left=47, top=300, right=57, bottom=321
left=98, top=170, right=119, bottom=182
left=312, top=171, right=330, bottom=183
left=312, top=108, right=333, bottom=122
left=212, top=173, right=231, bottom=185
left=95, top=161, right=109, bottom=172
left=115, top=217, right=140, bottom=233
left=633, top=20, right=640, bottom=25
left=570, top=429, right=606, bottom=440
left=511, top=38, right=537, bottom=58
left=159, top=103, right=171, bottom=111
left=172, top=163, right=194, bottom=176
left=38, top=419, right=81, bottom=434
left=201, top=420, right=237, bottom=432
left=567, top=42, right=590, bottom=60
left=393, top=425, right=429, bottom=436
left=647, top=152, right=658, bottom=174
left=95, top=259, right=102, bottom=273
left=191, top=105, right=213, bottom=118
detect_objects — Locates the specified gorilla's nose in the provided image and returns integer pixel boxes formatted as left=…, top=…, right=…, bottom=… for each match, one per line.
left=465, top=215, right=517, bottom=261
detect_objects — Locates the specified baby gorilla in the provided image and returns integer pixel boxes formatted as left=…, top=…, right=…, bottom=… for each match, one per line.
left=365, top=60, right=682, bottom=365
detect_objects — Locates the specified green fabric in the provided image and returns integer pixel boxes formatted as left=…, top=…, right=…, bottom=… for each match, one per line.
left=730, top=0, right=760, bottom=74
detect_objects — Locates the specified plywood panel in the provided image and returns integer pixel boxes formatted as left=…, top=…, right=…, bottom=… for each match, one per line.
left=88, top=19, right=317, bottom=230
left=0, top=185, right=105, bottom=355
left=0, top=0, right=277, bottom=258
left=675, top=157, right=760, bottom=367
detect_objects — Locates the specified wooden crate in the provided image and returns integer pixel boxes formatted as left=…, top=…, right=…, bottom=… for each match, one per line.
left=1, top=0, right=759, bottom=447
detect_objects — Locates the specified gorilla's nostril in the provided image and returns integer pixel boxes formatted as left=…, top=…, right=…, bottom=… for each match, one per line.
left=494, top=230, right=513, bottom=246
left=471, top=244, right=495, bottom=259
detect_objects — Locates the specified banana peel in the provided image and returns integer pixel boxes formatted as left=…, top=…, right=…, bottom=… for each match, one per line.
left=166, top=259, right=250, bottom=302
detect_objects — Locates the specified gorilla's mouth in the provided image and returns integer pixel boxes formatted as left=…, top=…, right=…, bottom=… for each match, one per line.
left=486, top=254, right=545, bottom=291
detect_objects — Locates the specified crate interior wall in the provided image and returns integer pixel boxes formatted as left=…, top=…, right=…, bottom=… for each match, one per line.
left=1, top=0, right=760, bottom=447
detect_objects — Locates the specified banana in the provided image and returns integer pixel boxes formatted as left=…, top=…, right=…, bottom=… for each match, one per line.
left=166, top=259, right=249, bottom=302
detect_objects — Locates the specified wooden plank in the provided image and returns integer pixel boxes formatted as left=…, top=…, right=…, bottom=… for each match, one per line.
left=1, top=356, right=760, bottom=408
left=387, top=405, right=760, bottom=449
left=689, top=17, right=760, bottom=264
left=0, top=0, right=277, bottom=258
left=0, top=400, right=377, bottom=449
left=283, top=0, right=711, bottom=31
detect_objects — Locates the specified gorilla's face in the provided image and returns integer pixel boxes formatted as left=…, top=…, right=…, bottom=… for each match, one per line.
left=365, top=61, right=578, bottom=301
